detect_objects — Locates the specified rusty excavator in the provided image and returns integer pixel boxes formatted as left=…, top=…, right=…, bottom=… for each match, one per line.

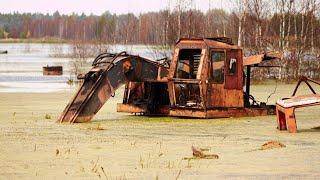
left=58, top=37, right=281, bottom=123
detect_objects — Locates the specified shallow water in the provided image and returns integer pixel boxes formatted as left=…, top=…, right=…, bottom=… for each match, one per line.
left=0, top=43, right=168, bottom=93
left=0, top=43, right=74, bottom=92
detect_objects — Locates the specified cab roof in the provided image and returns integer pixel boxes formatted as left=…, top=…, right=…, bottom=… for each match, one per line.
left=175, top=37, right=241, bottom=50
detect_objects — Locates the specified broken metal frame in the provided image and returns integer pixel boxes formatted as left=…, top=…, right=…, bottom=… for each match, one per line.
left=276, top=76, right=320, bottom=133
left=292, top=76, right=320, bottom=96
left=244, top=53, right=282, bottom=108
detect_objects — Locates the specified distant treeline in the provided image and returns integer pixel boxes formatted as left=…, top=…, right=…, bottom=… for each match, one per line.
left=0, top=0, right=320, bottom=79
left=0, top=1, right=318, bottom=49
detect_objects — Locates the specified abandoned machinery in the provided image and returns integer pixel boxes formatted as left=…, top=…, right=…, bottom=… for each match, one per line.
left=58, top=37, right=281, bottom=123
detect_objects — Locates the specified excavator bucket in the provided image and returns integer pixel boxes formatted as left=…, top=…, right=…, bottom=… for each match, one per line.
left=58, top=52, right=166, bottom=123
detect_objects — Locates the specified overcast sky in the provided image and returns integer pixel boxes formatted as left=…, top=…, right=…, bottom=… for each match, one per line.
left=0, top=0, right=233, bottom=15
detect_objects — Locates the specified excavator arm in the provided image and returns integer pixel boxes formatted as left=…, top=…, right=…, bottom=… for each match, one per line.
left=58, top=52, right=168, bottom=123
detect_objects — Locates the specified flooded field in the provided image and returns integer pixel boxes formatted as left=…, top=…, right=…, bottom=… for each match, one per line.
left=0, top=43, right=73, bottom=92
left=0, top=44, right=320, bottom=179
left=0, top=84, right=319, bottom=179
left=0, top=43, right=168, bottom=92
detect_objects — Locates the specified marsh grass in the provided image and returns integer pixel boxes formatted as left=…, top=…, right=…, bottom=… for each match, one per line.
left=86, top=123, right=105, bottom=131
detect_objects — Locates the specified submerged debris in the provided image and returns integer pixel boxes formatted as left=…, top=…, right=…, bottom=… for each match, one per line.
left=260, top=140, right=286, bottom=150
left=43, top=65, right=63, bottom=76
left=184, top=146, right=219, bottom=160
left=247, top=140, right=286, bottom=152
left=0, top=50, right=8, bottom=54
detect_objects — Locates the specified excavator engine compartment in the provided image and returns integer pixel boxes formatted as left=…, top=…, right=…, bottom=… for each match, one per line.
left=59, top=37, right=280, bottom=123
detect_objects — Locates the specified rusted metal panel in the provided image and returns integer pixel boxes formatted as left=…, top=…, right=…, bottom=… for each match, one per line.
left=118, top=104, right=169, bottom=115
left=175, top=39, right=207, bottom=49
left=169, top=108, right=207, bottom=118
left=243, top=54, right=264, bottom=66
left=204, top=39, right=240, bottom=50
left=206, top=108, right=269, bottom=118
left=198, top=49, right=209, bottom=110
left=176, top=38, right=240, bottom=50
left=209, top=84, right=224, bottom=107
left=209, top=84, right=243, bottom=108
left=243, top=52, right=282, bottom=66
left=117, top=103, right=147, bottom=113
left=168, top=48, right=181, bottom=80
left=276, top=104, right=297, bottom=133
left=167, top=81, right=175, bottom=106
left=169, top=107, right=271, bottom=118
left=204, top=39, right=241, bottom=49
left=43, top=66, right=63, bottom=75
left=196, top=49, right=206, bottom=79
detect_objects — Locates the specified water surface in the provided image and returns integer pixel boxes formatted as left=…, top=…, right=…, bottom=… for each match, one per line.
left=0, top=43, right=168, bottom=92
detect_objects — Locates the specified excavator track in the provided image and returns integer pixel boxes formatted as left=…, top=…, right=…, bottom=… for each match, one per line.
left=58, top=52, right=165, bottom=123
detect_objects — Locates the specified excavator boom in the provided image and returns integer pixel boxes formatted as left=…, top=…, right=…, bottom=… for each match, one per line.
left=58, top=52, right=168, bottom=123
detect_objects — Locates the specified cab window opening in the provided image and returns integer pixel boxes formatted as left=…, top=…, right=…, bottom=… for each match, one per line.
left=175, top=49, right=202, bottom=79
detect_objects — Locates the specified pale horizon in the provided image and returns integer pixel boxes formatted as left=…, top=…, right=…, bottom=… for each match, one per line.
left=0, top=0, right=232, bottom=15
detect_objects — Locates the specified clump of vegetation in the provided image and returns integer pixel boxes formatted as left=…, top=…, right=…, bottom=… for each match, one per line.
left=87, top=123, right=105, bottom=130
left=45, top=114, right=51, bottom=119
left=66, top=79, right=74, bottom=85
left=12, top=112, right=16, bottom=121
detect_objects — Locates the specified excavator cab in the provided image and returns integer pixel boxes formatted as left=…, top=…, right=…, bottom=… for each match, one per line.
left=167, top=38, right=245, bottom=118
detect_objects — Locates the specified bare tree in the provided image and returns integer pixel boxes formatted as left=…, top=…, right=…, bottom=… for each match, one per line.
left=235, top=0, right=249, bottom=46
